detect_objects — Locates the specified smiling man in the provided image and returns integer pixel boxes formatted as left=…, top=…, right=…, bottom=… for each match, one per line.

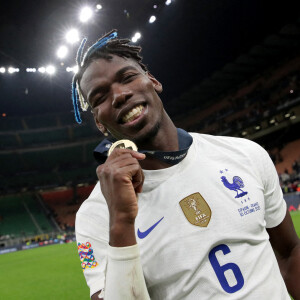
left=74, top=30, right=300, bottom=300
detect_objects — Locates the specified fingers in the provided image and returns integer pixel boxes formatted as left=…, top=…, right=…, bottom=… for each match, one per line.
left=134, top=168, right=145, bottom=194
left=96, top=154, right=141, bottom=178
left=96, top=148, right=145, bottom=194
left=108, top=148, right=146, bottom=161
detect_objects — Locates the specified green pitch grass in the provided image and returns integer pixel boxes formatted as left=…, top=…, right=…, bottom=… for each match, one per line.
left=0, top=211, right=299, bottom=300
left=0, top=242, right=90, bottom=299
left=290, top=210, right=300, bottom=238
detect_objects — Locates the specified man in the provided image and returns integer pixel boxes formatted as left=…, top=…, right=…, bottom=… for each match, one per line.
left=74, top=30, right=300, bottom=299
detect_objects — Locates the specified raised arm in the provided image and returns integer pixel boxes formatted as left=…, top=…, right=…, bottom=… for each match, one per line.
left=267, top=209, right=300, bottom=299
left=97, top=148, right=144, bottom=247
left=92, top=148, right=150, bottom=300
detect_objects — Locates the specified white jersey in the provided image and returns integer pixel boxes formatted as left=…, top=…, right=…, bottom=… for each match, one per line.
left=76, top=133, right=289, bottom=299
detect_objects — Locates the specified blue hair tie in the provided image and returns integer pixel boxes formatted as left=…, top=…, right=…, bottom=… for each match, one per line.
left=76, top=38, right=87, bottom=66
left=81, top=31, right=117, bottom=66
left=71, top=31, right=118, bottom=124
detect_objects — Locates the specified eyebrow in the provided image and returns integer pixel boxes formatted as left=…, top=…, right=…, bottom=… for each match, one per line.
left=87, top=66, right=139, bottom=104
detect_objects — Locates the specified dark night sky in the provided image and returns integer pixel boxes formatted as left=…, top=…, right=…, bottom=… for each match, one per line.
left=0, top=0, right=299, bottom=118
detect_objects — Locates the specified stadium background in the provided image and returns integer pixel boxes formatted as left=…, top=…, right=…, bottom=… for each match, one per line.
left=0, top=0, right=300, bottom=299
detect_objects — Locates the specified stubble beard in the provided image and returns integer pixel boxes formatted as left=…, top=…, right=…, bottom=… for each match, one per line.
left=132, top=121, right=161, bottom=147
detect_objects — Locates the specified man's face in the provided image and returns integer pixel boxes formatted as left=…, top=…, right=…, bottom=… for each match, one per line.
left=80, top=55, right=164, bottom=143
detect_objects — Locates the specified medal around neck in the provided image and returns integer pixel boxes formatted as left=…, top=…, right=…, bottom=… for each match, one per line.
left=108, top=139, right=138, bottom=156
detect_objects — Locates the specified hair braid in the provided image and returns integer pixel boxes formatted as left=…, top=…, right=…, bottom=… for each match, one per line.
left=71, top=30, right=148, bottom=123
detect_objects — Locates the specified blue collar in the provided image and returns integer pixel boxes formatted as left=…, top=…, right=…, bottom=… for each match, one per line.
left=93, top=128, right=193, bottom=165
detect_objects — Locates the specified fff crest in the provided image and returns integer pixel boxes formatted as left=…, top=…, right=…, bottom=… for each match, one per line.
left=179, top=192, right=211, bottom=227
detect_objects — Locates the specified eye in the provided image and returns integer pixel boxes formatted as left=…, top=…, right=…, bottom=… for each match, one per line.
left=122, top=73, right=137, bottom=82
left=92, top=95, right=106, bottom=108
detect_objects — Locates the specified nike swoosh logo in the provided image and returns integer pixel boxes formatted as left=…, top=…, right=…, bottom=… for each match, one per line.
left=137, top=217, right=164, bottom=239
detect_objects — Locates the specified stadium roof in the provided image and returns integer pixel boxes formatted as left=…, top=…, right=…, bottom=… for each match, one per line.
left=0, top=0, right=299, bottom=118
left=170, top=18, right=300, bottom=118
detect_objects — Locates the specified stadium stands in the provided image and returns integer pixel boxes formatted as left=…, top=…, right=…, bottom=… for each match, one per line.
left=0, top=111, right=101, bottom=193
left=175, top=55, right=300, bottom=139
left=276, top=139, right=300, bottom=174
left=0, top=194, right=54, bottom=238
left=40, top=185, right=95, bottom=230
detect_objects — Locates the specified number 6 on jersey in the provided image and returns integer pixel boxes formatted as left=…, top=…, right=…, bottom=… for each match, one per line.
left=209, top=244, right=244, bottom=293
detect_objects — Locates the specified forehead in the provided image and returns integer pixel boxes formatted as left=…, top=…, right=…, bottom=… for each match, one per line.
left=80, top=55, right=143, bottom=87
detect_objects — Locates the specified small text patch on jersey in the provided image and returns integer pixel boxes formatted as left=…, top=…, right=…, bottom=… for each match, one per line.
left=78, top=242, right=98, bottom=271
left=179, top=193, right=211, bottom=227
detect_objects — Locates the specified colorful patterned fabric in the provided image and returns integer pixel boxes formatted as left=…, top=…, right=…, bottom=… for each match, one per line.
left=78, top=242, right=98, bottom=271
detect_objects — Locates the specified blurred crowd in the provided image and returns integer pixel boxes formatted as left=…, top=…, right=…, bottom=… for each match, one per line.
left=189, top=71, right=300, bottom=136
left=279, top=159, right=300, bottom=194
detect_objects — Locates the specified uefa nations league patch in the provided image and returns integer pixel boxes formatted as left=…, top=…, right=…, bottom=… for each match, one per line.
left=179, top=192, right=211, bottom=227
left=77, top=242, right=98, bottom=271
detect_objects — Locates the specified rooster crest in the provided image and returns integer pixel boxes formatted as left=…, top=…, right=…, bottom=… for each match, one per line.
left=221, top=175, right=248, bottom=198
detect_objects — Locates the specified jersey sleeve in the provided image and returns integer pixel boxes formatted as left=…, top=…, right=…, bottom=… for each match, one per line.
left=256, top=144, right=287, bottom=228
left=75, top=206, right=109, bottom=297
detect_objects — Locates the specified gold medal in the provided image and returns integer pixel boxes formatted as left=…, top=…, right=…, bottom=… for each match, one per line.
left=108, top=139, right=138, bottom=156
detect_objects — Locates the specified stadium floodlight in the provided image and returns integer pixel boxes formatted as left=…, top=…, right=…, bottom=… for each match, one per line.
left=0, top=67, right=5, bottom=73
left=72, top=65, right=79, bottom=73
left=132, top=32, right=142, bottom=43
left=57, top=45, right=68, bottom=59
left=66, top=65, right=78, bottom=73
left=38, top=67, right=46, bottom=73
left=80, top=7, right=93, bottom=23
left=149, top=16, right=156, bottom=23
left=66, top=29, right=79, bottom=44
left=135, top=32, right=141, bottom=39
left=8, top=67, right=19, bottom=73
left=26, top=68, right=36, bottom=72
left=96, top=4, right=102, bottom=10
left=165, top=0, right=172, bottom=5
left=46, top=65, right=56, bottom=75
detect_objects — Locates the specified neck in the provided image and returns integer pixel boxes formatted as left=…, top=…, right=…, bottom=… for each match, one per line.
left=138, top=115, right=179, bottom=170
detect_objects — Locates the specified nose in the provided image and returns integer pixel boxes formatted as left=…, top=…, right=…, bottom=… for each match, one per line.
left=111, top=85, right=133, bottom=108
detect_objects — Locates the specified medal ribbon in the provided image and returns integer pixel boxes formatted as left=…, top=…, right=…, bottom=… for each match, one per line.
left=93, top=128, right=193, bottom=165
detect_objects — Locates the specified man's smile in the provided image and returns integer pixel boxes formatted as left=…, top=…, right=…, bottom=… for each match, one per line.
left=119, top=104, right=148, bottom=126
left=121, top=104, right=144, bottom=123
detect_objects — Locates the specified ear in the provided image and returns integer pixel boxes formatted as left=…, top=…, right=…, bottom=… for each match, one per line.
left=93, top=113, right=108, bottom=135
left=147, top=72, right=163, bottom=93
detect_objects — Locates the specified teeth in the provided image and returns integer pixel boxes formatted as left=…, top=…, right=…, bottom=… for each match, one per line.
left=122, top=105, right=144, bottom=123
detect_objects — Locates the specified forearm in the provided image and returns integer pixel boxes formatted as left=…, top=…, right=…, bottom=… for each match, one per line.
left=109, top=216, right=137, bottom=247
left=278, top=244, right=300, bottom=299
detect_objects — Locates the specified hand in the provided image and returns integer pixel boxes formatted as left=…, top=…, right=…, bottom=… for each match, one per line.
left=96, top=148, right=146, bottom=225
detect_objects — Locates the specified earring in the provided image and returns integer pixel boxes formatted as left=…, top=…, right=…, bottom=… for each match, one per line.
left=104, top=132, right=108, bottom=137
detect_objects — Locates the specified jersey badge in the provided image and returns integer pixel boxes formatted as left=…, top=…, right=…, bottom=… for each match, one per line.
left=220, top=169, right=248, bottom=198
left=78, top=242, right=98, bottom=271
left=179, top=192, right=211, bottom=227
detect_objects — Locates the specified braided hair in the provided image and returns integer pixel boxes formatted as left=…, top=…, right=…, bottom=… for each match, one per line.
left=71, top=29, right=148, bottom=124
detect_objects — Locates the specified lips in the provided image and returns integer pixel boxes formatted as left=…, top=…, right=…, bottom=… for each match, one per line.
left=119, top=103, right=146, bottom=124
